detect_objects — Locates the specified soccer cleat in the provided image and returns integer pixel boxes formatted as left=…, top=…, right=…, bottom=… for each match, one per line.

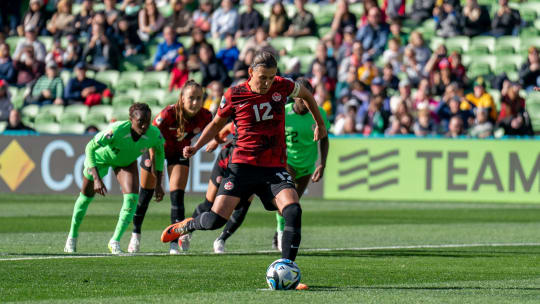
left=179, top=233, right=191, bottom=251
left=64, top=237, right=77, bottom=253
left=108, top=240, right=122, bottom=254
left=272, top=232, right=278, bottom=250
left=128, top=233, right=141, bottom=253
left=161, top=217, right=193, bottom=242
left=277, top=231, right=283, bottom=252
left=169, top=241, right=180, bottom=255
left=213, top=238, right=225, bottom=254
left=296, top=283, right=309, bottom=290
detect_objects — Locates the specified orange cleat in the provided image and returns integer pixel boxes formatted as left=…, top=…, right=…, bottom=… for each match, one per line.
left=161, top=217, right=193, bottom=243
left=295, top=283, right=309, bottom=290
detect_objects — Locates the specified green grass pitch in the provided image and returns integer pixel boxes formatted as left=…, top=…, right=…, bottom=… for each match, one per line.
left=1, top=193, right=540, bottom=303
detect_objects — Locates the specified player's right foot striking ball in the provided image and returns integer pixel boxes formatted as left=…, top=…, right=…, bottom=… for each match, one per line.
left=161, top=217, right=193, bottom=242
left=128, top=233, right=141, bottom=253
left=213, top=238, right=225, bottom=254
left=108, top=240, right=122, bottom=254
left=64, top=237, right=77, bottom=253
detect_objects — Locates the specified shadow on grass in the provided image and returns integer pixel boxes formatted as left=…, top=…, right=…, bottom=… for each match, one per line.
left=307, top=286, right=540, bottom=292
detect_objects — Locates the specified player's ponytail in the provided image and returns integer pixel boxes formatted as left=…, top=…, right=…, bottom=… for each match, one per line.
left=175, top=80, right=203, bottom=140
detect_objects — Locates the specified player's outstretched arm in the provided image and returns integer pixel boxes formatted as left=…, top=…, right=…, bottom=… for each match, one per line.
left=184, top=114, right=228, bottom=158
left=297, top=85, right=328, bottom=141
left=312, top=136, right=329, bottom=182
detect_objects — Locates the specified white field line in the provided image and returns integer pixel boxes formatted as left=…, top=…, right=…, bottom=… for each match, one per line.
left=1, top=242, right=540, bottom=261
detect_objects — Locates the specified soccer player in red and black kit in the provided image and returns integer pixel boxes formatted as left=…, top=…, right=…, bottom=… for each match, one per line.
left=161, top=51, right=327, bottom=279
left=128, top=80, right=213, bottom=254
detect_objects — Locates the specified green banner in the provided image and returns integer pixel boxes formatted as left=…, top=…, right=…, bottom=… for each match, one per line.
left=324, top=137, right=540, bottom=203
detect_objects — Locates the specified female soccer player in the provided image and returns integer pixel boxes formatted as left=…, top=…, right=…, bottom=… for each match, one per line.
left=128, top=80, right=212, bottom=254
left=161, top=51, right=327, bottom=269
left=64, top=103, right=165, bottom=254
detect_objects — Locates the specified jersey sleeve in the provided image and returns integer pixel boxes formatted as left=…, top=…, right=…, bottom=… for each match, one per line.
left=84, top=123, right=119, bottom=168
left=153, top=107, right=173, bottom=133
left=217, top=88, right=234, bottom=118
left=280, top=77, right=300, bottom=98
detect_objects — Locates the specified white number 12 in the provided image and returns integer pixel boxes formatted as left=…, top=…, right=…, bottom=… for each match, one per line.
left=253, top=102, right=273, bottom=122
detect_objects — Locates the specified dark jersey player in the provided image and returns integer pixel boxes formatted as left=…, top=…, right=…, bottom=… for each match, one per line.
left=161, top=51, right=327, bottom=288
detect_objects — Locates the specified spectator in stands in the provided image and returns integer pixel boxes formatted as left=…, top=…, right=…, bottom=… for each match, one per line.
left=370, top=77, right=391, bottom=109
left=389, top=79, right=413, bottom=113
left=356, top=94, right=389, bottom=135
left=336, top=26, right=357, bottom=63
left=496, top=111, right=533, bottom=136
left=338, top=41, right=363, bottom=83
left=382, top=37, right=403, bottom=74
left=413, top=79, right=439, bottom=119
left=383, top=0, right=406, bottom=20
left=192, top=0, right=213, bottom=33
left=216, top=34, right=239, bottom=71
left=27, top=61, right=64, bottom=106
left=153, top=26, right=183, bottom=71
left=211, top=0, right=239, bottom=39
left=436, top=84, right=474, bottom=131
left=18, top=0, right=47, bottom=36
left=329, top=0, right=357, bottom=45
left=239, top=27, right=279, bottom=61
left=360, top=0, right=386, bottom=26
left=85, top=125, right=99, bottom=134
left=63, top=35, right=82, bottom=69
left=310, top=61, right=336, bottom=96
left=267, top=1, right=290, bottom=38
left=169, top=0, right=192, bottom=36
left=434, top=1, right=463, bottom=38
left=448, top=51, right=467, bottom=84
left=409, top=0, right=436, bottom=23
left=498, top=80, right=525, bottom=122
left=0, top=43, right=15, bottom=84
left=413, top=108, right=437, bottom=136
left=83, top=23, right=119, bottom=71
left=45, top=39, right=65, bottom=69
left=5, top=109, right=34, bottom=132
left=382, top=63, right=399, bottom=91
left=462, top=0, right=491, bottom=37
left=237, top=0, right=263, bottom=38
left=491, top=0, right=521, bottom=37
left=402, top=48, right=423, bottom=86
left=104, top=0, right=120, bottom=28
left=92, top=12, right=114, bottom=38
left=314, top=83, right=333, bottom=117
left=310, top=43, right=338, bottom=81
left=356, top=7, right=389, bottom=58
left=64, top=62, right=108, bottom=106
left=388, top=19, right=408, bottom=47
left=284, top=0, right=317, bottom=37
left=199, top=44, right=230, bottom=87
left=74, top=0, right=95, bottom=37
left=169, top=55, right=189, bottom=91
left=519, top=47, right=540, bottom=92
left=430, top=59, right=455, bottom=97
left=357, top=55, right=378, bottom=86
left=333, top=99, right=359, bottom=135
left=116, top=17, right=143, bottom=57
left=14, top=46, right=44, bottom=87
left=468, top=107, right=493, bottom=138
left=47, top=0, right=75, bottom=38
left=138, top=0, right=165, bottom=42
left=233, top=48, right=254, bottom=82
left=446, top=115, right=465, bottom=137
left=385, top=110, right=414, bottom=135
left=203, top=81, right=224, bottom=114
left=0, top=80, right=13, bottom=122
left=463, top=77, right=497, bottom=122
left=13, top=25, right=46, bottom=62
left=406, top=31, right=431, bottom=68
left=120, top=0, right=142, bottom=28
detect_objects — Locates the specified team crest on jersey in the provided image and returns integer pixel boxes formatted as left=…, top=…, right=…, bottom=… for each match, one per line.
left=272, top=92, right=282, bottom=102
left=220, top=96, right=227, bottom=108
left=156, top=115, right=163, bottom=125
left=224, top=181, right=234, bottom=190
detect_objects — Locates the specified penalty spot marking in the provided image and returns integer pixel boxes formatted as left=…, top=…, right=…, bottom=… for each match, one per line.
left=1, top=242, right=540, bottom=261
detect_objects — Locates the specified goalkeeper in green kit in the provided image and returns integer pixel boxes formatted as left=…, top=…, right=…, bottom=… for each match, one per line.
left=64, top=103, right=165, bottom=254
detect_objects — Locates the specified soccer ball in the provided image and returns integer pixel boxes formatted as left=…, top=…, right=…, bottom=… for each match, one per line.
left=265, top=258, right=301, bottom=290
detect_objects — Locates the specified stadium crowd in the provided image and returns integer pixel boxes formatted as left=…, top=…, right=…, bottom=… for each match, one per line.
left=0, top=0, right=538, bottom=137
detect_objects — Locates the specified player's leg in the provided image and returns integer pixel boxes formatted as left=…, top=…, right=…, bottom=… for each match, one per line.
left=65, top=174, right=96, bottom=253
left=168, top=163, right=190, bottom=253
left=129, top=155, right=156, bottom=253
left=109, top=161, right=139, bottom=254
left=214, top=197, right=252, bottom=253
left=191, top=180, right=216, bottom=218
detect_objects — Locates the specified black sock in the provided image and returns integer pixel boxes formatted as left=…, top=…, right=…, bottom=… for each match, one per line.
left=187, top=210, right=227, bottom=231
left=132, top=187, right=154, bottom=234
left=170, top=189, right=185, bottom=224
left=219, top=200, right=250, bottom=241
left=192, top=199, right=213, bottom=218
left=281, top=203, right=302, bottom=261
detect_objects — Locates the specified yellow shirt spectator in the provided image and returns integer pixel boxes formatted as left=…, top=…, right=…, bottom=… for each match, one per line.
left=461, top=78, right=497, bottom=121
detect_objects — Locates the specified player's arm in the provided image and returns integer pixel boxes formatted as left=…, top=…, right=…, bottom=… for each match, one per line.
left=296, top=85, right=328, bottom=141
left=312, top=136, right=329, bottom=182
left=185, top=114, right=228, bottom=158
left=207, top=122, right=233, bottom=152
left=152, top=135, right=165, bottom=202
left=84, top=131, right=114, bottom=196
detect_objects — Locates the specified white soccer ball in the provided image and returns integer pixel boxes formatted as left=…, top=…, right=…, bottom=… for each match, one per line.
left=265, top=258, right=301, bottom=290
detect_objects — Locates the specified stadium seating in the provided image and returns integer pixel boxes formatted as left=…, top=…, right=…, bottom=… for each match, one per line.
left=63, top=104, right=89, bottom=122
left=269, top=37, right=294, bottom=54
left=40, top=105, right=64, bottom=121
left=116, top=71, right=144, bottom=91
left=59, top=122, right=86, bottom=134
left=95, top=70, right=120, bottom=88
left=140, top=71, right=169, bottom=89
left=88, top=105, right=113, bottom=122
left=34, top=122, right=60, bottom=134
left=290, top=36, right=319, bottom=56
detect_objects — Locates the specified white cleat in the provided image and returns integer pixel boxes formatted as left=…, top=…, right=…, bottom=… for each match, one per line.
left=64, top=237, right=77, bottom=253
left=179, top=234, right=191, bottom=251
left=170, top=241, right=180, bottom=255
left=128, top=233, right=141, bottom=253
left=213, top=238, right=225, bottom=254
left=277, top=231, right=283, bottom=252
left=108, top=240, right=122, bottom=254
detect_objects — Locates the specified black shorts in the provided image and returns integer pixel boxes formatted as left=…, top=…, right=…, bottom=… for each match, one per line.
left=210, top=146, right=232, bottom=186
left=140, top=151, right=190, bottom=172
left=216, top=163, right=296, bottom=211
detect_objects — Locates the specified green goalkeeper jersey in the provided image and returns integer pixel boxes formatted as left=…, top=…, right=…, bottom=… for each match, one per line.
left=285, top=103, right=330, bottom=168
left=84, top=121, right=165, bottom=171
